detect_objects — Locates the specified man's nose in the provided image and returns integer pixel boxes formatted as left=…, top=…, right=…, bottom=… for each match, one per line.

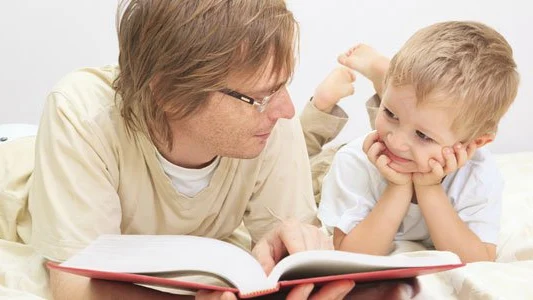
left=265, top=88, right=295, bottom=120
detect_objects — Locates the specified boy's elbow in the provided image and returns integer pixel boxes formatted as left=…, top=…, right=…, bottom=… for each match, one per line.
left=484, top=243, right=497, bottom=262
left=333, top=227, right=346, bottom=250
left=461, top=243, right=497, bottom=263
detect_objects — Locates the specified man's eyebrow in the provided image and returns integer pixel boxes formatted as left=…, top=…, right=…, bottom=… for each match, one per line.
left=254, top=80, right=287, bottom=94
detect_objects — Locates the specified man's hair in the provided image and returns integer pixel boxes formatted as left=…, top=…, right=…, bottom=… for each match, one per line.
left=113, top=0, right=298, bottom=149
left=385, top=21, right=519, bottom=142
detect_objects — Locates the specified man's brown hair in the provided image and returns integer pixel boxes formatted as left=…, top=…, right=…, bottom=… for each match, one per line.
left=385, top=21, right=519, bottom=142
left=114, top=0, right=298, bottom=149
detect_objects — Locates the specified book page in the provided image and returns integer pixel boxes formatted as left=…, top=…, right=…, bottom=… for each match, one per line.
left=267, top=250, right=461, bottom=284
left=60, top=235, right=275, bottom=295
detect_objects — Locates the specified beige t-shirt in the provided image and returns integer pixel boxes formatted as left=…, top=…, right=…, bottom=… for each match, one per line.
left=21, top=65, right=316, bottom=262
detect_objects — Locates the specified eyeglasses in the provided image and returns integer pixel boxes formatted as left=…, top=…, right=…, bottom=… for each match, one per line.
left=219, top=85, right=285, bottom=113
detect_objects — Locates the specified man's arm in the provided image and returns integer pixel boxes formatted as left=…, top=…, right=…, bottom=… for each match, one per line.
left=30, top=91, right=123, bottom=261
left=31, top=90, right=136, bottom=297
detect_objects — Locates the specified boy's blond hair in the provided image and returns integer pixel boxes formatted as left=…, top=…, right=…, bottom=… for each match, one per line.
left=385, top=21, right=519, bottom=142
left=113, top=0, right=298, bottom=150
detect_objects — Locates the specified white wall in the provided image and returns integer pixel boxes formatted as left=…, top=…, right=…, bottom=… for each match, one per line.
left=1, top=1, right=531, bottom=153
left=0, top=0, right=118, bottom=124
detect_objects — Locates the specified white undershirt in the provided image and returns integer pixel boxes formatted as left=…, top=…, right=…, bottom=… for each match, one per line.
left=156, top=151, right=221, bottom=198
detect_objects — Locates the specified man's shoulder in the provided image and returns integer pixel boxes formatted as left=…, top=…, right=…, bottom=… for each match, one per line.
left=49, top=65, right=119, bottom=118
left=264, top=117, right=306, bottom=155
left=245, top=116, right=310, bottom=170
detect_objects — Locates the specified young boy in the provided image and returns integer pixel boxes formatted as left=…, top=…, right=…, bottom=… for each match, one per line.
left=313, top=21, right=519, bottom=263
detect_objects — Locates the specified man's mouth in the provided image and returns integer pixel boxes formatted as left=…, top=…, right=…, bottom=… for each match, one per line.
left=255, top=132, right=271, bottom=139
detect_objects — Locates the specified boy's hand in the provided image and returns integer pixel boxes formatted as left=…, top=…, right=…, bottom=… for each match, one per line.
left=312, top=67, right=356, bottom=113
left=413, top=143, right=477, bottom=186
left=363, top=131, right=412, bottom=186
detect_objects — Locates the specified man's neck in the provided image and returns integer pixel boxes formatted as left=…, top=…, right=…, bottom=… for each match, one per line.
left=156, top=135, right=216, bottom=169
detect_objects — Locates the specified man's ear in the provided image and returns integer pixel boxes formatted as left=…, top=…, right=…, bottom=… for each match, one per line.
left=149, top=74, right=161, bottom=92
left=469, top=133, right=495, bottom=149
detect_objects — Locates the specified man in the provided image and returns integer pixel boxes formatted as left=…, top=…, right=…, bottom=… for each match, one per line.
left=1, top=0, right=356, bottom=299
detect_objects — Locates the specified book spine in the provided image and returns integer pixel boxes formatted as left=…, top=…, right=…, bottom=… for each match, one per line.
left=239, top=287, right=279, bottom=299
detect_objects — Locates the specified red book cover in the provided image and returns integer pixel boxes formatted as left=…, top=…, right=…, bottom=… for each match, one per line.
left=48, top=235, right=464, bottom=298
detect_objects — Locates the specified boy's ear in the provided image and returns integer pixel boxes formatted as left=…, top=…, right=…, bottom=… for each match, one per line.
left=469, top=133, right=495, bottom=149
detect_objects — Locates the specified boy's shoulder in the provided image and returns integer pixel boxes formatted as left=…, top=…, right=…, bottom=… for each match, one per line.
left=462, top=148, right=501, bottom=177
left=337, top=135, right=370, bottom=162
left=448, top=147, right=503, bottom=192
left=334, top=135, right=382, bottom=178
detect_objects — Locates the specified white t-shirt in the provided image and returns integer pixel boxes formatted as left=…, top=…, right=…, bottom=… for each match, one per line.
left=318, top=135, right=503, bottom=245
left=156, top=152, right=221, bottom=198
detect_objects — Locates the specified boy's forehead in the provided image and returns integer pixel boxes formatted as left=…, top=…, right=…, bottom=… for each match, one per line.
left=384, top=84, right=462, bottom=142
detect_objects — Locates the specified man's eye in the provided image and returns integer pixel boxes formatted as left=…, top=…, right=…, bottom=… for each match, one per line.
left=384, top=108, right=398, bottom=120
left=416, top=130, right=434, bottom=143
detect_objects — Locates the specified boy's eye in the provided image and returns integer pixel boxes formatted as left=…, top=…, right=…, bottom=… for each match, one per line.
left=383, top=108, right=398, bottom=120
left=416, top=130, right=434, bottom=143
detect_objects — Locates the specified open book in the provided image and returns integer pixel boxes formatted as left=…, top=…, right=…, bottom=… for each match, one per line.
left=48, top=234, right=464, bottom=298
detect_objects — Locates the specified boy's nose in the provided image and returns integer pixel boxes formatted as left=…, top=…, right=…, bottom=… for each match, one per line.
left=386, top=130, right=410, bottom=152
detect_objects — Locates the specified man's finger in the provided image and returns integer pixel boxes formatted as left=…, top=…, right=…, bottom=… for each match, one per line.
left=278, top=221, right=307, bottom=254
left=309, top=280, right=355, bottom=300
left=286, top=283, right=314, bottom=300
left=196, top=290, right=237, bottom=300
left=251, top=240, right=277, bottom=275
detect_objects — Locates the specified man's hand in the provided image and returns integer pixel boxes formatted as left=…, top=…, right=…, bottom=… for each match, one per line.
left=413, top=143, right=477, bottom=186
left=196, top=290, right=236, bottom=300
left=252, top=219, right=333, bottom=274
left=363, top=131, right=412, bottom=186
left=252, top=219, right=355, bottom=300
left=197, top=218, right=420, bottom=299
left=312, top=67, right=356, bottom=113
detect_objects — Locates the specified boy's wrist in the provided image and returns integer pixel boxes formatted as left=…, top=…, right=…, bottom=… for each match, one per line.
left=387, top=181, right=414, bottom=197
left=414, top=183, right=443, bottom=198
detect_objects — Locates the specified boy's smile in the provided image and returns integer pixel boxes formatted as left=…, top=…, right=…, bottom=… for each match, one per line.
left=375, top=84, right=461, bottom=174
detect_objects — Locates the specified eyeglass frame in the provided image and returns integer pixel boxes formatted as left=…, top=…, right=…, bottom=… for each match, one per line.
left=219, top=85, right=285, bottom=113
